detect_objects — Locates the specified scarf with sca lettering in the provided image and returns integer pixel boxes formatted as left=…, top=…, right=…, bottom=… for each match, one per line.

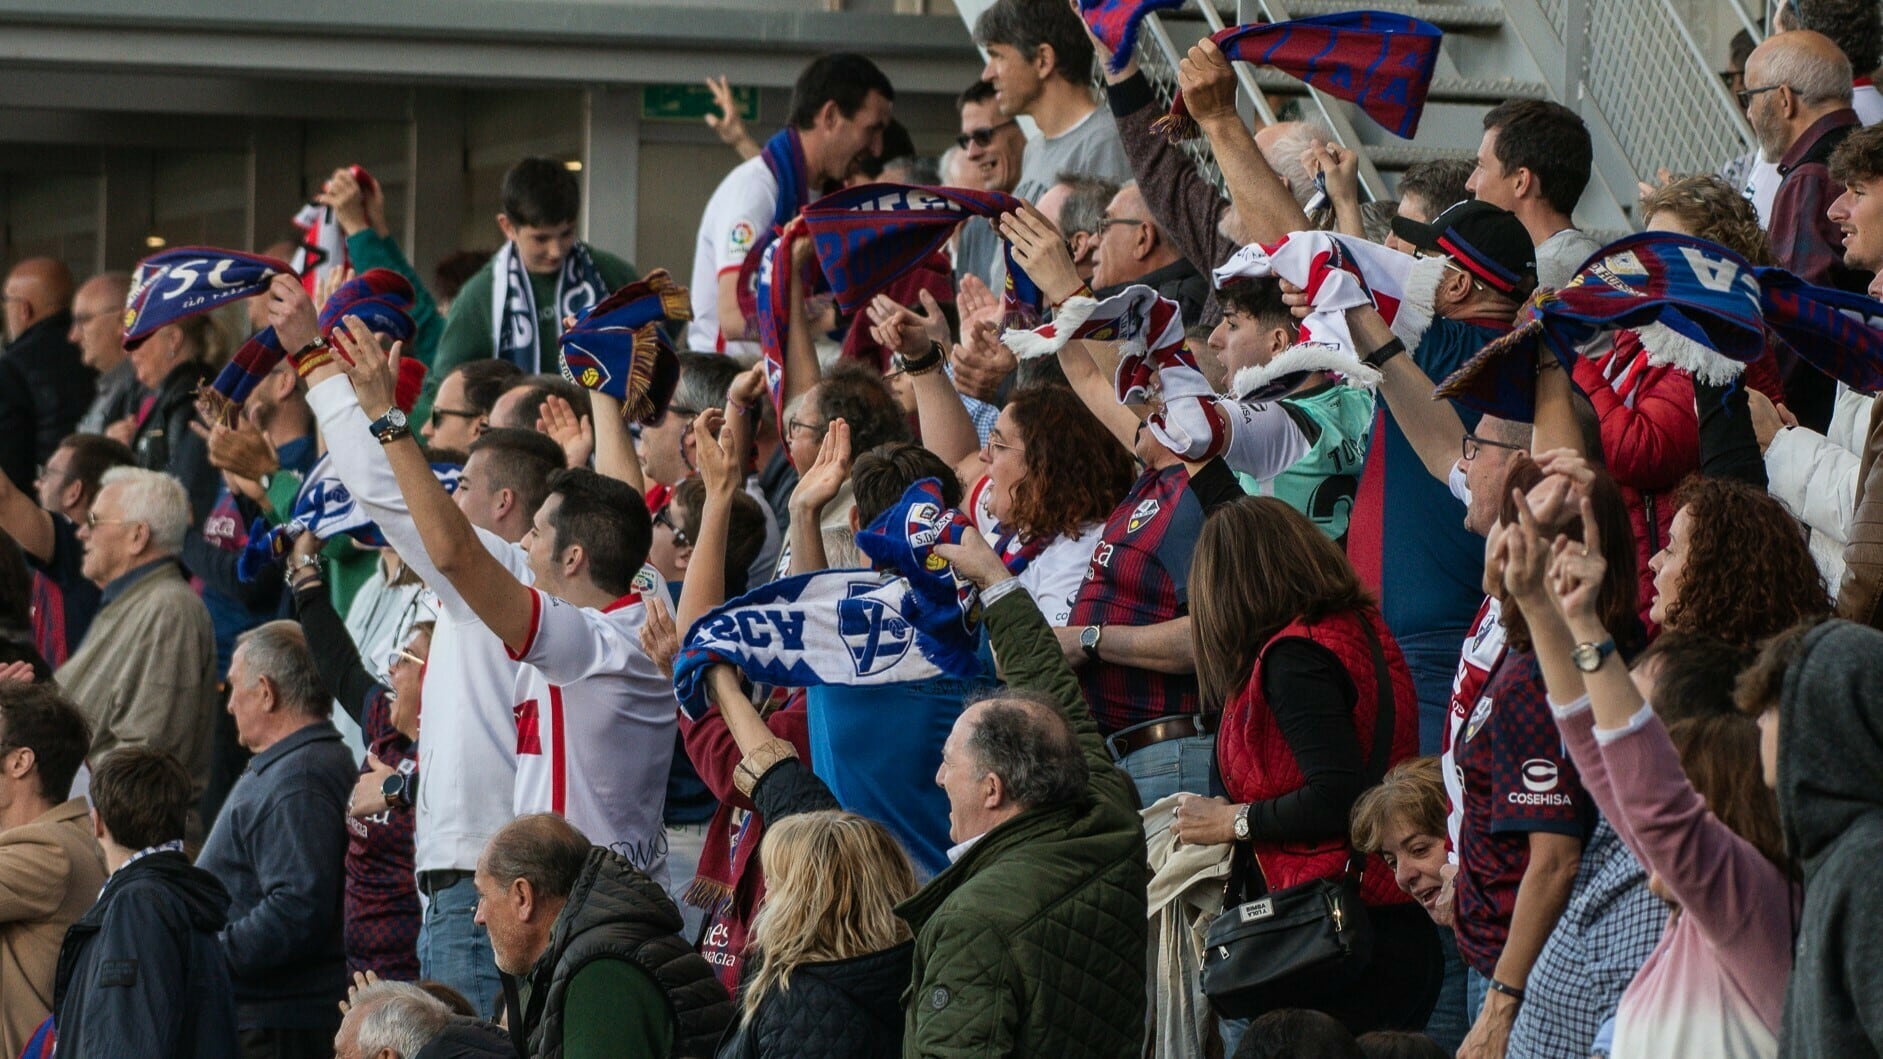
left=1436, top=232, right=1768, bottom=419
left=672, top=477, right=986, bottom=720
left=199, top=268, right=417, bottom=427
left=490, top=239, right=607, bottom=372
left=802, top=183, right=1045, bottom=325
left=1156, top=12, right=1443, bottom=141
left=1756, top=268, right=1883, bottom=395
left=237, top=453, right=462, bottom=582
left=291, top=165, right=375, bottom=296
left=558, top=270, right=690, bottom=424
left=1079, top=0, right=1190, bottom=74
left=123, top=247, right=294, bottom=350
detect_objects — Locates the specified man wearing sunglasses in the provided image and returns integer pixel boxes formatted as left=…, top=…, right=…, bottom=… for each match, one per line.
left=973, top=0, right=1132, bottom=205
left=953, top=80, right=1029, bottom=289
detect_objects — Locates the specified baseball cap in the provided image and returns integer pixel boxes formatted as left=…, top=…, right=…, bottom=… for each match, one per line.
left=1391, top=200, right=1538, bottom=300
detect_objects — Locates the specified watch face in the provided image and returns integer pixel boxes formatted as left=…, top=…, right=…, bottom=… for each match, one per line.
left=1573, top=643, right=1601, bottom=671
left=384, top=407, right=408, bottom=430
left=382, top=773, right=405, bottom=801
left=1079, top=626, right=1100, bottom=649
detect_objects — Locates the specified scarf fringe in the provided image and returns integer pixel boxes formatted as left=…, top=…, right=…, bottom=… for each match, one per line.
left=1232, top=341, right=1382, bottom=399
left=1390, top=255, right=1447, bottom=350
left=646, top=269, right=696, bottom=324
left=682, top=874, right=734, bottom=915
left=1632, top=321, right=1745, bottom=386
left=1150, top=108, right=1199, bottom=143
left=1003, top=295, right=1099, bottom=360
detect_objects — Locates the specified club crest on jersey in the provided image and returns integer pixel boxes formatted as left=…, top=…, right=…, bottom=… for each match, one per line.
left=1126, top=498, right=1161, bottom=533
left=838, top=584, right=914, bottom=677
left=1464, top=695, right=1493, bottom=741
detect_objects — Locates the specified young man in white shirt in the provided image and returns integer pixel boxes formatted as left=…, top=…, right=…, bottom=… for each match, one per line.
left=325, top=315, right=679, bottom=891
left=271, top=277, right=562, bottom=1016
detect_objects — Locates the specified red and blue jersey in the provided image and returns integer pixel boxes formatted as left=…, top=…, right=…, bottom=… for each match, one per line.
left=1068, top=463, right=1204, bottom=734
left=1453, top=648, right=1593, bottom=976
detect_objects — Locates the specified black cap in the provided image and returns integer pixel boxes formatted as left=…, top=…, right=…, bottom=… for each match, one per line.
left=1391, top=199, right=1537, bottom=300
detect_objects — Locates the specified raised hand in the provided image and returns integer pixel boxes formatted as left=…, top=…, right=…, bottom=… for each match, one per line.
left=693, top=408, right=741, bottom=498
left=789, top=418, right=852, bottom=519
left=193, top=411, right=279, bottom=481
left=317, top=167, right=371, bottom=237
left=266, top=274, right=321, bottom=355
left=1176, top=37, right=1240, bottom=126
left=866, top=295, right=938, bottom=360
left=1501, top=487, right=1555, bottom=609
left=1301, top=142, right=1359, bottom=205
left=539, top=393, right=594, bottom=468
left=951, top=317, right=1017, bottom=404
left=335, top=316, right=399, bottom=417
left=996, top=201, right=1084, bottom=306
left=934, top=527, right=1012, bottom=591
left=956, top=273, right=1001, bottom=333
left=0, top=661, right=36, bottom=683
left=704, top=76, right=754, bottom=153
left=1549, top=495, right=1610, bottom=635
left=314, top=265, right=353, bottom=316
left=639, top=595, right=681, bottom=680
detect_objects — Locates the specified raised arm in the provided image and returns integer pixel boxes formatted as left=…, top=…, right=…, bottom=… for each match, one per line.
left=0, top=455, right=54, bottom=562
left=1344, top=300, right=1467, bottom=482
left=580, top=387, right=648, bottom=495
left=873, top=294, right=985, bottom=484
left=1181, top=38, right=1309, bottom=245
left=331, top=317, right=536, bottom=653
left=675, top=409, right=743, bottom=634
left=287, top=532, right=383, bottom=729
left=781, top=225, right=821, bottom=411
left=785, top=418, right=851, bottom=576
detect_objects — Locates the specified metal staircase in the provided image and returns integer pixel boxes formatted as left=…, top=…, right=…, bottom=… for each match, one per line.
left=952, top=0, right=1762, bottom=236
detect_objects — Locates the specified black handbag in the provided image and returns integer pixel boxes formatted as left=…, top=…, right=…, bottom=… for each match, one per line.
left=1199, top=618, right=1397, bottom=1019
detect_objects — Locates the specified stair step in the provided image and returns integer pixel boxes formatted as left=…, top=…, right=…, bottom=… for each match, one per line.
left=1363, top=144, right=1478, bottom=169
left=1246, top=67, right=1550, bottom=104
left=1173, top=0, right=1507, bottom=31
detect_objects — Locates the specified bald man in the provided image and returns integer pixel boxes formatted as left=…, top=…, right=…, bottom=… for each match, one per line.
left=0, top=258, right=92, bottom=493
left=1747, top=30, right=1870, bottom=430
left=72, top=273, right=140, bottom=435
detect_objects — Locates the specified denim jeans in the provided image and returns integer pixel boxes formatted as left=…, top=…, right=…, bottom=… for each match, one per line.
left=1116, top=733, right=1216, bottom=805
left=1395, top=627, right=1471, bottom=755
left=1464, top=965, right=1493, bottom=1027
left=417, top=874, right=503, bottom=1018
left=1425, top=927, right=1473, bottom=1053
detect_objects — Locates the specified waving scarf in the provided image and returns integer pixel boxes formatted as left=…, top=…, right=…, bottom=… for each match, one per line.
left=735, top=126, right=816, bottom=328
left=491, top=240, right=606, bottom=372
left=1435, top=232, right=1770, bottom=419
left=1756, top=268, right=1883, bottom=395
left=123, top=247, right=293, bottom=350
left=1079, top=0, right=1190, bottom=74
left=1157, top=12, right=1443, bottom=141
left=853, top=477, right=983, bottom=674
left=237, top=453, right=462, bottom=582
left=558, top=270, right=690, bottom=424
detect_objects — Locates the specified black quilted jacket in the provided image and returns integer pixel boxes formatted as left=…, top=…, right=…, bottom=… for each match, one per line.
left=716, top=943, right=912, bottom=1059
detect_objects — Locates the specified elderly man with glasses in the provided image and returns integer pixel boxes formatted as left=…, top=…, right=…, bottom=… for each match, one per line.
left=51, top=467, right=218, bottom=832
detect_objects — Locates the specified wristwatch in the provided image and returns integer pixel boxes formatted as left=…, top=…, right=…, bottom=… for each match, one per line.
left=369, top=406, right=410, bottom=444
left=1232, top=804, right=1251, bottom=842
left=1571, top=637, right=1617, bottom=673
left=1079, top=625, right=1103, bottom=663
left=382, top=770, right=415, bottom=811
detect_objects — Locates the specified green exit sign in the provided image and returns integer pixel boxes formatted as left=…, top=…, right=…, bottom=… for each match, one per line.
left=642, top=83, right=759, bottom=123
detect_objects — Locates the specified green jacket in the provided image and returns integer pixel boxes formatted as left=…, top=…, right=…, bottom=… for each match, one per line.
left=345, top=229, right=444, bottom=368
left=895, top=585, right=1149, bottom=1058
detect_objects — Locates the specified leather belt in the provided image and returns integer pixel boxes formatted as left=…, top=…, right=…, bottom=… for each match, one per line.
left=1106, top=713, right=1213, bottom=762
left=416, top=868, right=473, bottom=898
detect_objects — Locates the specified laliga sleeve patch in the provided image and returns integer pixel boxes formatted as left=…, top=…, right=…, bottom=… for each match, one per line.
left=99, top=959, right=138, bottom=987
left=729, top=220, right=757, bottom=257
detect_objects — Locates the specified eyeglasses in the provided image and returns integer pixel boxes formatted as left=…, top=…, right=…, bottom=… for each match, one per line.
left=955, top=120, right=1018, bottom=150
left=984, top=434, right=1024, bottom=458
left=429, top=406, right=482, bottom=423
left=85, top=510, right=141, bottom=529
left=786, top=417, right=827, bottom=441
left=388, top=646, right=427, bottom=670
left=1097, top=217, right=1145, bottom=236
left=1737, top=84, right=1783, bottom=109
left=654, top=507, right=691, bottom=549
left=1461, top=433, right=1527, bottom=461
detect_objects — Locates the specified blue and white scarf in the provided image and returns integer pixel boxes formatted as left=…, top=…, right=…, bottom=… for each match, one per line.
left=237, top=452, right=462, bottom=581
left=491, top=239, right=607, bottom=371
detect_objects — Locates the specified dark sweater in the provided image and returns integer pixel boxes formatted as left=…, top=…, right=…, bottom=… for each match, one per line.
left=196, top=720, right=356, bottom=1030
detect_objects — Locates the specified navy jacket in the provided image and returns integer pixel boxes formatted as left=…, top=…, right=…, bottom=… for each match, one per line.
left=0, top=311, right=93, bottom=495
left=52, top=850, right=240, bottom=1058
left=196, top=720, right=355, bottom=1030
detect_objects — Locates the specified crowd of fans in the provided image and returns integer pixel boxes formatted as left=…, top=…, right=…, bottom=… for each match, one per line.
left=2, top=0, right=1883, bottom=1056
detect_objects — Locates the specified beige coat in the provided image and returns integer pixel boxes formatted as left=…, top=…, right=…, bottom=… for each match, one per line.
left=0, top=798, right=107, bottom=1056
left=54, top=562, right=217, bottom=798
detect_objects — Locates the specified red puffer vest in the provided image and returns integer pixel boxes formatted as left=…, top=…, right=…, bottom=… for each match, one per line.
left=1218, top=608, right=1420, bottom=908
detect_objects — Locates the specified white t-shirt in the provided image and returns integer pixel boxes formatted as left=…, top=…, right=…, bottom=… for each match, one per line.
left=1443, top=596, right=1507, bottom=855
left=306, top=378, right=531, bottom=875
left=508, top=567, right=678, bottom=887
left=689, top=154, right=777, bottom=355
left=967, top=475, right=1105, bottom=626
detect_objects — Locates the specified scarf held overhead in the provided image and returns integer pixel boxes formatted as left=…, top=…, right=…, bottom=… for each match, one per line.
left=1079, top=0, right=1190, bottom=74
left=558, top=269, right=690, bottom=424
left=236, top=452, right=462, bottom=582
left=1157, top=12, right=1443, bottom=141
left=1435, top=232, right=1770, bottom=420
left=291, top=165, right=375, bottom=296
left=122, top=247, right=294, bottom=350
left=1755, top=268, right=1883, bottom=396
left=490, top=239, right=606, bottom=371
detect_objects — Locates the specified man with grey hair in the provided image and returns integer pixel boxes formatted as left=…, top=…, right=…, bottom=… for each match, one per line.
left=1746, top=29, right=1869, bottom=431
left=52, top=466, right=217, bottom=805
left=198, top=619, right=355, bottom=1059
left=1033, top=171, right=1119, bottom=286
left=335, top=980, right=515, bottom=1059
left=1090, top=182, right=1211, bottom=324
left=70, top=271, right=141, bottom=434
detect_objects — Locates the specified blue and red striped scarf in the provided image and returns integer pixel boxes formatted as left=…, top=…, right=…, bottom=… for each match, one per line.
left=123, top=246, right=293, bottom=350
left=1079, top=0, right=1189, bottom=74
left=1158, top=12, right=1443, bottom=141
left=557, top=269, right=690, bottom=424
left=1757, top=268, right=1883, bottom=396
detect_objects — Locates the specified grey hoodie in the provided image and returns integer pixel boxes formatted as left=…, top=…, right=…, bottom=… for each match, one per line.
left=1778, top=620, right=1883, bottom=1059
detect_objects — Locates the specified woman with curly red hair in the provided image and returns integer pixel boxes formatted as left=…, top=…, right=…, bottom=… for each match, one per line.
left=1649, top=476, right=1832, bottom=647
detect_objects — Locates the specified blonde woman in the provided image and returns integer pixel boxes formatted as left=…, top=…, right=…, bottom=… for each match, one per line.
left=717, top=810, right=917, bottom=1059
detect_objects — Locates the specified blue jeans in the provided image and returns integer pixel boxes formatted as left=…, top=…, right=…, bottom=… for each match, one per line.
left=1116, top=733, right=1216, bottom=805
left=1425, top=927, right=1472, bottom=1053
left=418, top=874, right=503, bottom=1018
left=1464, top=965, right=1493, bottom=1027
left=1395, top=627, right=1470, bottom=755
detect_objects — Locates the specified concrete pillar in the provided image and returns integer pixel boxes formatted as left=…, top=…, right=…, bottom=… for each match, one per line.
left=407, top=87, right=466, bottom=288
left=97, top=148, right=154, bottom=272
left=246, top=121, right=305, bottom=253
left=581, top=86, right=639, bottom=263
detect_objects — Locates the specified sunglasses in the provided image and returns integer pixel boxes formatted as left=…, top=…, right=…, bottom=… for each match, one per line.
left=955, top=120, right=1018, bottom=150
left=655, top=507, right=691, bottom=550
